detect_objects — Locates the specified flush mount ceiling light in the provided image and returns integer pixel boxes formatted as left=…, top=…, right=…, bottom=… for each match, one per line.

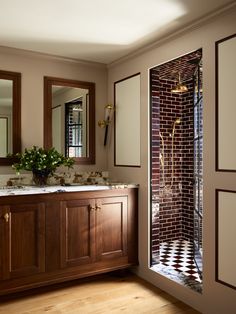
left=0, top=0, right=231, bottom=63
left=0, top=0, right=186, bottom=63
left=171, top=73, right=188, bottom=93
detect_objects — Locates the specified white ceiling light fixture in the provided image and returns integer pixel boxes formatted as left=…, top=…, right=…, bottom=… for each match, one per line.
left=0, top=0, right=186, bottom=44
left=0, top=0, right=234, bottom=63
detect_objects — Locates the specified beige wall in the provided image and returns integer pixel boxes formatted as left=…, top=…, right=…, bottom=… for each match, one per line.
left=107, top=7, right=236, bottom=314
left=0, top=48, right=108, bottom=173
left=0, top=5, right=235, bottom=313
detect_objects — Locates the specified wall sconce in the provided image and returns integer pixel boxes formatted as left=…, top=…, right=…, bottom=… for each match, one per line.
left=98, top=104, right=114, bottom=146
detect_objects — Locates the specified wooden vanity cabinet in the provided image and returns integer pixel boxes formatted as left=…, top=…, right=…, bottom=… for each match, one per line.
left=0, top=188, right=138, bottom=295
left=60, top=196, right=128, bottom=269
left=60, top=198, right=96, bottom=268
left=0, top=202, right=46, bottom=281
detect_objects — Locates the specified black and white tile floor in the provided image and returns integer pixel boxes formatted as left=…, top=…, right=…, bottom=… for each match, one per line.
left=159, top=239, right=202, bottom=283
left=152, top=239, right=202, bottom=293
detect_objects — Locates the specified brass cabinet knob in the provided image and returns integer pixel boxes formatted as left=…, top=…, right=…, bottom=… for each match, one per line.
left=3, top=213, right=10, bottom=223
left=89, top=205, right=95, bottom=212
left=96, top=205, right=101, bottom=211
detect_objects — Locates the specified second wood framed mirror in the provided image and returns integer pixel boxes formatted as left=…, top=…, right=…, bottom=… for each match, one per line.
left=44, top=77, right=95, bottom=165
left=0, top=69, right=21, bottom=165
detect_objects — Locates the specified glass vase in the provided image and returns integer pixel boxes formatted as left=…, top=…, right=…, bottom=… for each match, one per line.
left=32, top=169, right=51, bottom=186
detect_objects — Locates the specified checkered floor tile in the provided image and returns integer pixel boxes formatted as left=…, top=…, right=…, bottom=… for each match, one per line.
left=160, top=240, right=202, bottom=283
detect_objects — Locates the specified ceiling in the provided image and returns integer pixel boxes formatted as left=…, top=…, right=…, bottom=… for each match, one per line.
left=0, top=0, right=234, bottom=64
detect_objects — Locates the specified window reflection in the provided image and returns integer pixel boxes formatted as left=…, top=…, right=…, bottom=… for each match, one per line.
left=0, top=79, right=13, bottom=157
left=52, top=86, right=89, bottom=158
left=65, top=101, right=87, bottom=158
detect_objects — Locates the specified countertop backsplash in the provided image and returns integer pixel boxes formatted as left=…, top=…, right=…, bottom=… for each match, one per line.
left=0, top=171, right=109, bottom=187
left=0, top=170, right=139, bottom=197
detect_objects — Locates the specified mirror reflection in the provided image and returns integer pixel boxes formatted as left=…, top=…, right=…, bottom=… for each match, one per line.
left=44, top=77, right=95, bottom=165
left=0, top=79, right=13, bottom=157
left=52, top=86, right=89, bottom=158
left=0, top=70, right=21, bottom=165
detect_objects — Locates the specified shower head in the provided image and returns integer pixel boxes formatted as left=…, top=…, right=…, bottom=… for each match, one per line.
left=171, top=83, right=188, bottom=93
left=171, top=73, right=188, bottom=94
left=174, top=118, right=181, bottom=125
left=169, top=118, right=181, bottom=137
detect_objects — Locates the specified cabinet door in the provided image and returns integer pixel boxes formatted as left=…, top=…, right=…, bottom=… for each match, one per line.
left=96, top=196, right=128, bottom=260
left=60, top=199, right=96, bottom=268
left=0, top=202, right=45, bottom=280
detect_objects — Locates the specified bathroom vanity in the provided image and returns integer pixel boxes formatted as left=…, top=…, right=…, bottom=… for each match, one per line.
left=0, top=185, right=138, bottom=295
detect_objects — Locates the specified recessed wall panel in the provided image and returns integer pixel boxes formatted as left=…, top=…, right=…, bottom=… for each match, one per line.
left=216, top=34, right=236, bottom=171
left=114, top=73, right=140, bottom=167
left=216, top=190, right=236, bottom=289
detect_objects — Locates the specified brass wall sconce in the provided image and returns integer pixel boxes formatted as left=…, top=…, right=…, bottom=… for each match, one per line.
left=98, top=104, right=114, bottom=146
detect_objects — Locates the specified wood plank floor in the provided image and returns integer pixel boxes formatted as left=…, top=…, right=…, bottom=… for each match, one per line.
left=0, top=272, right=201, bottom=314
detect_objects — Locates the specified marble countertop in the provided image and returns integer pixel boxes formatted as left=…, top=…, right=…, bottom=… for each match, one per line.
left=0, top=183, right=138, bottom=197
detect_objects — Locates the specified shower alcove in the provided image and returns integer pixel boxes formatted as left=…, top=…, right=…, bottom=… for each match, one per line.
left=150, top=49, right=203, bottom=292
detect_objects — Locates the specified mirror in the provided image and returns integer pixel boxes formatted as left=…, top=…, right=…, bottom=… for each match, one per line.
left=216, top=34, right=236, bottom=171
left=0, top=70, right=21, bottom=165
left=44, top=77, right=95, bottom=164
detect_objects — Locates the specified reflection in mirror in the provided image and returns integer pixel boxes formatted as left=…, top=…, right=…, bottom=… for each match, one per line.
left=44, top=77, right=95, bottom=164
left=0, top=70, right=21, bottom=165
left=52, top=86, right=89, bottom=157
left=0, top=80, right=12, bottom=156
left=0, top=117, right=8, bottom=156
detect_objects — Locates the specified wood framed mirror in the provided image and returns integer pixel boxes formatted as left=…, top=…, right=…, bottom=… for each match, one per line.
left=0, top=70, right=21, bottom=165
left=44, top=77, right=95, bottom=165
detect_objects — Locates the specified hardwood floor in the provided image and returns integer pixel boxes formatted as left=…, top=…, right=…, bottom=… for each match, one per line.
left=0, top=272, right=201, bottom=314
